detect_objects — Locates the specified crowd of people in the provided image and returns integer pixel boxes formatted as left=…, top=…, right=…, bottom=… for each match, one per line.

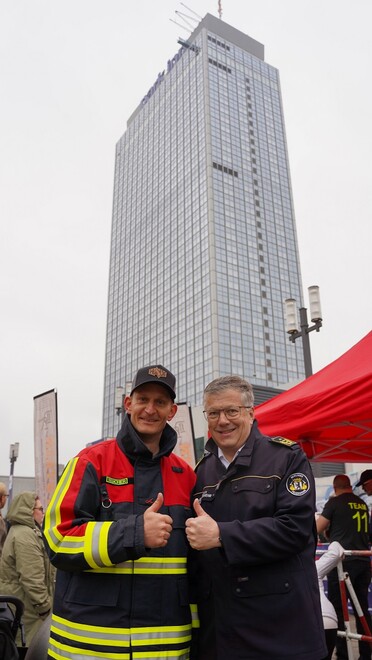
left=0, top=366, right=371, bottom=660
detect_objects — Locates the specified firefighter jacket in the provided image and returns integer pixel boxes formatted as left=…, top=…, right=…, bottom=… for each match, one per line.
left=191, top=421, right=327, bottom=660
left=43, top=414, right=197, bottom=660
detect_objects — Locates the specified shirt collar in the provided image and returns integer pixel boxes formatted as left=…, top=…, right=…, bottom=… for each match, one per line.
left=218, top=443, right=246, bottom=469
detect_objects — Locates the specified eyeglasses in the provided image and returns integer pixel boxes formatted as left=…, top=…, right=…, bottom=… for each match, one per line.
left=203, top=406, right=252, bottom=421
left=34, top=506, right=44, bottom=513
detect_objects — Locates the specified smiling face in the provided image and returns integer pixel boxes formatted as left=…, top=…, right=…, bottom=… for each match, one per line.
left=124, top=382, right=177, bottom=451
left=204, top=388, right=255, bottom=462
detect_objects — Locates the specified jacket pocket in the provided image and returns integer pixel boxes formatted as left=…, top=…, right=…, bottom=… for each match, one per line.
left=65, top=572, right=120, bottom=606
left=230, top=475, right=276, bottom=495
left=232, top=570, right=292, bottom=598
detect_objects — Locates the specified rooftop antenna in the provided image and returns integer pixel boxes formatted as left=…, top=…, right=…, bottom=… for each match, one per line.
left=218, top=0, right=222, bottom=19
left=170, top=3, right=200, bottom=33
left=175, top=10, right=197, bottom=31
left=169, top=17, right=193, bottom=33
left=180, top=3, right=202, bottom=21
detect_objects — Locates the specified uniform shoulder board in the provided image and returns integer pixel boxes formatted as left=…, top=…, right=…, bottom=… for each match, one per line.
left=269, top=436, right=298, bottom=449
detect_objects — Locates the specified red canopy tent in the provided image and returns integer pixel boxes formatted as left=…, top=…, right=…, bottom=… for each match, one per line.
left=255, top=331, right=372, bottom=463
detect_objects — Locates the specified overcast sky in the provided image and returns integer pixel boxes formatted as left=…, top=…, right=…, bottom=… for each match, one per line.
left=1, top=0, right=371, bottom=478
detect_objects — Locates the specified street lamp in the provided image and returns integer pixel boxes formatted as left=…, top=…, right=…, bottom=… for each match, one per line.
left=284, top=285, right=323, bottom=378
left=114, top=382, right=132, bottom=425
left=115, top=386, right=125, bottom=418
left=8, top=442, right=20, bottom=505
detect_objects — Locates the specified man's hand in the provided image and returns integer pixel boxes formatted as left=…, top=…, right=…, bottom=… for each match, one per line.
left=185, top=499, right=222, bottom=550
left=143, top=492, right=173, bottom=548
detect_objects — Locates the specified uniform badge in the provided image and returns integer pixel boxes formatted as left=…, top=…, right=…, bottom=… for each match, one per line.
left=270, top=436, right=296, bottom=447
left=286, top=473, right=310, bottom=497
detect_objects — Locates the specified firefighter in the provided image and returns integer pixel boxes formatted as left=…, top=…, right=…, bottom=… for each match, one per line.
left=43, top=365, right=196, bottom=659
left=186, top=375, right=327, bottom=660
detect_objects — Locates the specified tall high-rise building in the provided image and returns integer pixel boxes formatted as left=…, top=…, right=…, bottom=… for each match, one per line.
left=102, top=13, right=305, bottom=437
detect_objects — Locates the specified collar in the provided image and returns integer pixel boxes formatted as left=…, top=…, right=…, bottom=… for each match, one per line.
left=116, top=413, right=177, bottom=461
left=218, top=444, right=246, bottom=469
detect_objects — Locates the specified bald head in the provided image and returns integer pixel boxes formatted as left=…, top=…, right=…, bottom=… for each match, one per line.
left=333, top=474, right=352, bottom=492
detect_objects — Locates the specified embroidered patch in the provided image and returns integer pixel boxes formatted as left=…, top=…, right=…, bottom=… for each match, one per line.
left=286, top=473, right=310, bottom=497
left=148, top=367, right=167, bottom=378
left=104, top=476, right=134, bottom=486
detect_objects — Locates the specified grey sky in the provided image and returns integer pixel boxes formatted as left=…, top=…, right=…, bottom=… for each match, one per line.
left=1, top=0, right=371, bottom=477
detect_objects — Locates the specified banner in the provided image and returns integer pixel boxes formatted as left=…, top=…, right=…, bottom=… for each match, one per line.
left=168, top=403, right=196, bottom=467
left=33, top=389, right=58, bottom=509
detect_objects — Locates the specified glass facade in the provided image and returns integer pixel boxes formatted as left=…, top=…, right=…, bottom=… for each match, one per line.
left=102, top=14, right=305, bottom=437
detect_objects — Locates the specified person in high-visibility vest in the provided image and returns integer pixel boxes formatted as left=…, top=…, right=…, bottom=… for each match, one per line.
left=43, top=365, right=197, bottom=660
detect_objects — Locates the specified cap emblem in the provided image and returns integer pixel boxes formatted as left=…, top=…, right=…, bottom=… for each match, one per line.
left=148, top=367, right=167, bottom=379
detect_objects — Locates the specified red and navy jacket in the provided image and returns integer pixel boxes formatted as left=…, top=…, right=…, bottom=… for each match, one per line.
left=44, top=414, right=197, bottom=660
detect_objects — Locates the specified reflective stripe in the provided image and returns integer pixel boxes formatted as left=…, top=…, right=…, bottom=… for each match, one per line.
left=44, top=458, right=113, bottom=567
left=190, top=603, right=200, bottom=629
left=133, top=652, right=189, bottom=659
left=131, top=624, right=191, bottom=644
left=51, top=615, right=130, bottom=645
left=84, top=521, right=112, bottom=568
left=49, top=637, right=130, bottom=659
left=44, top=458, right=79, bottom=552
left=50, top=616, right=191, bottom=658
left=86, top=556, right=187, bottom=574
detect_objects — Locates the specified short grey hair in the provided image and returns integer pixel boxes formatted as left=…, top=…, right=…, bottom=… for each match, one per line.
left=204, top=375, right=254, bottom=408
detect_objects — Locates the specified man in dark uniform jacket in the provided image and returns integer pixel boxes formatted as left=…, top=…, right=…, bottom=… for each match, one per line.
left=186, top=375, right=326, bottom=660
left=317, top=474, right=372, bottom=660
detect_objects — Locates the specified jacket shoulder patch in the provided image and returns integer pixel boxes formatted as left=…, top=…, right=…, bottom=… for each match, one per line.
left=269, top=436, right=297, bottom=449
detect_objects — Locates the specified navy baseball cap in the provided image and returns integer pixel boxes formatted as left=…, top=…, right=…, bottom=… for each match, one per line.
left=356, top=470, right=372, bottom=487
left=130, top=365, right=176, bottom=400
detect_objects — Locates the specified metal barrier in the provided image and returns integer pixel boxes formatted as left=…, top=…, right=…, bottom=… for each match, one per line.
left=317, top=548, right=372, bottom=660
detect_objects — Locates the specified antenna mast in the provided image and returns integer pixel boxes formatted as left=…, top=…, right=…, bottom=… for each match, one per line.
left=218, top=0, right=222, bottom=19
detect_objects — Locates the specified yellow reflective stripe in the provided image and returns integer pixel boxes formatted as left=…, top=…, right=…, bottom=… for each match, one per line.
left=52, top=614, right=130, bottom=642
left=49, top=617, right=191, bottom=658
left=131, top=624, right=191, bottom=645
left=85, top=556, right=187, bottom=574
left=190, top=603, right=200, bottom=629
left=52, top=615, right=191, bottom=638
left=83, top=521, right=112, bottom=568
left=98, top=521, right=111, bottom=565
left=44, top=458, right=113, bottom=566
left=49, top=535, right=85, bottom=554
left=49, top=637, right=130, bottom=659
left=44, top=458, right=79, bottom=552
left=136, top=557, right=186, bottom=564
left=133, top=652, right=189, bottom=659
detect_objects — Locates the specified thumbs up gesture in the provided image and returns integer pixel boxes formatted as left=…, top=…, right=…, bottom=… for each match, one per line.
left=143, top=492, right=173, bottom=548
left=185, top=498, right=222, bottom=550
